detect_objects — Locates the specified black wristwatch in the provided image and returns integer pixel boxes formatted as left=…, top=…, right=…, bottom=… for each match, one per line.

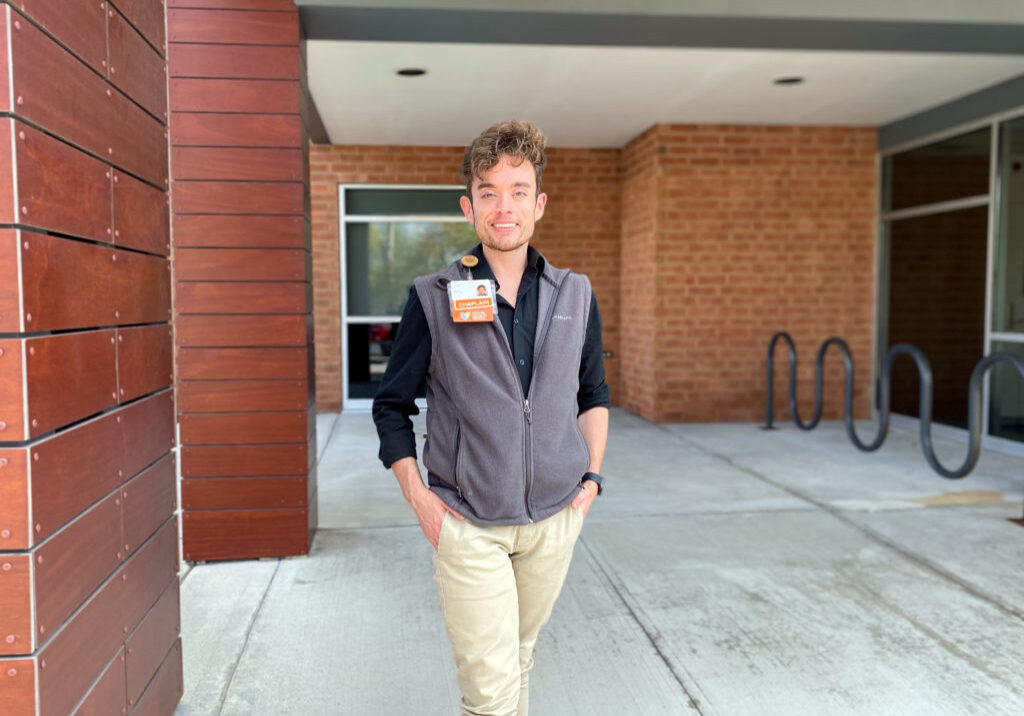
left=582, top=471, right=603, bottom=495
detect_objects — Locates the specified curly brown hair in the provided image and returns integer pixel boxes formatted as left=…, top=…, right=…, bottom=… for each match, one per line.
left=461, top=120, right=547, bottom=196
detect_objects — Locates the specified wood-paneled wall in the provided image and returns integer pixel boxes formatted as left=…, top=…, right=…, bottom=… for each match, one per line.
left=168, top=0, right=318, bottom=561
left=0, top=1, right=180, bottom=714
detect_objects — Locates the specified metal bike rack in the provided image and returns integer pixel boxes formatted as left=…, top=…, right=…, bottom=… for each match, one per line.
left=763, top=332, right=1024, bottom=491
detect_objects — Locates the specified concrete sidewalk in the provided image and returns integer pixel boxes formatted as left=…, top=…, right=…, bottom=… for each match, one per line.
left=174, top=409, right=1024, bottom=716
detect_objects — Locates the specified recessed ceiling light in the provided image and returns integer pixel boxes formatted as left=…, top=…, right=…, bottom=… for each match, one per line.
left=397, top=68, right=427, bottom=77
left=773, top=76, right=805, bottom=86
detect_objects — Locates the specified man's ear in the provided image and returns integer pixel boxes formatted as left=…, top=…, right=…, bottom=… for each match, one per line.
left=459, top=194, right=474, bottom=223
left=534, top=192, right=547, bottom=220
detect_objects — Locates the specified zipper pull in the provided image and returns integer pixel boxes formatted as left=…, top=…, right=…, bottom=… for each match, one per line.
left=524, top=399, right=533, bottom=424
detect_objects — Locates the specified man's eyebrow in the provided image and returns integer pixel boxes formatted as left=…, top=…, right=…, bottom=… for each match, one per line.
left=475, top=181, right=532, bottom=190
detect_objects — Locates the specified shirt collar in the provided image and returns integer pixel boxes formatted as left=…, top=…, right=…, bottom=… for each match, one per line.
left=466, top=244, right=546, bottom=287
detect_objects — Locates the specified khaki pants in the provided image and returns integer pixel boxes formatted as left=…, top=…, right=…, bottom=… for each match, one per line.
left=434, top=504, right=584, bottom=716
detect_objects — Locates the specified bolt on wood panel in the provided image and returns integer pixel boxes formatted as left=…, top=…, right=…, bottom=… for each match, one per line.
left=122, top=454, right=177, bottom=558
left=25, top=330, right=117, bottom=438
left=35, top=492, right=123, bottom=641
left=117, top=326, right=174, bottom=403
left=171, top=146, right=303, bottom=181
left=128, top=638, right=182, bottom=716
left=171, top=112, right=302, bottom=148
left=0, top=554, right=32, bottom=656
left=72, top=650, right=127, bottom=716
left=0, top=339, right=26, bottom=440
left=167, top=8, right=298, bottom=45
left=167, top=43, right=299, bottom=79
left=172, top=214, right=304, bottom=248
left=169, top=78, right=300, bottom=114
left=12, top=120, right=112, bottom=243
left=181, top=443, right=309, bottom=477
left=176, top=379, right=307, bottom=412
left=182, top=507, right=309, bottom=561
left=177, top=347, right=309, bottom=380
left=179, top=411, right=308, bottom=445
left=176, top=315, right=308, bottom=347
left=125, top=581, right=179, bottom=706
left=0, top=657, right=35, bottom=714
left=174, top=248, right=306, bottom=281
left=15, top=0, right=107, bottom=74
left=182, top=476, right=308, bottom=510
left=173, top=180, right=303, bottom=215
left=113, top=170, right=171, bottom=256
left=0, top=449, right=29, bottom=550
left=175, top=282, right=307, bottom=314
left=111, top=0, right=167, bottom=55
left=108, top=6, right=168, bottom=120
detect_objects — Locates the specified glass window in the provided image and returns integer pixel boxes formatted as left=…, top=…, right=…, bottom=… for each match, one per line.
left=883, top=127, right=991, bottom=212
left=992, top=117, right=1024, bottom=334
left=989, top=341, right=1024, bottom=442
left=345, top=221, right=479, bottom=316
left=345, top=188, right=465, bottom=216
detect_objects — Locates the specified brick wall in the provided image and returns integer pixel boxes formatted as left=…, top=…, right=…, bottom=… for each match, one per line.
left=620, top=124, right=878, bottom=423
left=311, top=144, right=623, bottom=412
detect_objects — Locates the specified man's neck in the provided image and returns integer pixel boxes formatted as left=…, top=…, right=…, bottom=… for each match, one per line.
left=481, top=244, right=529, bottom=306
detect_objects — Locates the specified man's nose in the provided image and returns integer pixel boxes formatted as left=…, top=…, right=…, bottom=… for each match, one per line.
left=496, top=192, right=514, bottom=212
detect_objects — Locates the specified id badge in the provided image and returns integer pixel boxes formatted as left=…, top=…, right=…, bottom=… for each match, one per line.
left=448, top=279, right=496, bottom=323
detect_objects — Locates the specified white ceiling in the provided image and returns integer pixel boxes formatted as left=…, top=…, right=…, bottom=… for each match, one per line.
left=307, top=41, right=1024, bottom=147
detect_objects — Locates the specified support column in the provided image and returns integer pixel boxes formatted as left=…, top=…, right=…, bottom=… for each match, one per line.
left=168, top=0, right=318, bottom=560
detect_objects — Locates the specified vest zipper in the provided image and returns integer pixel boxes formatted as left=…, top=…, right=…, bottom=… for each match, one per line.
left=523, top=398, right=533, bottom=522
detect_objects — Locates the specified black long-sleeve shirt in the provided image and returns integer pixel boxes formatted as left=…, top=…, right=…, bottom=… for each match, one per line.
left=372, top=244, right=610, bottom=468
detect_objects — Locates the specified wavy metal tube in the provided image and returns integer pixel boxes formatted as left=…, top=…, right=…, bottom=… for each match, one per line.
left=764, top=331, right=1024, bottom=479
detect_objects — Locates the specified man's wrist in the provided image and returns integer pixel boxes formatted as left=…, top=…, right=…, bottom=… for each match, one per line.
left=582, top=471, right=603, bottom=495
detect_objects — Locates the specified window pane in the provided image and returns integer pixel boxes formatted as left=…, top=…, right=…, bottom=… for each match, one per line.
left=887, top=207, right=988, bottom=427
left=346, top=221, right=479, bottom=316
left=345, top=188, right=465, bottom=216
left=884, top=127, right=990, bottom=212
left=989, top=341, right=1024, bottom=443
left=347, top=322, right=405, bottom=400
left=992, top=117, right=1024, bottom=333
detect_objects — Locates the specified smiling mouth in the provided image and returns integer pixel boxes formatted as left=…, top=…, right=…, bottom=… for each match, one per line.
left=492, top=222, right=517, bottom=230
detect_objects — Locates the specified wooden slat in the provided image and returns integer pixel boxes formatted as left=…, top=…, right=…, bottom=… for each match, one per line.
left=25, top=330, right=117, bottom=437
left=174, top=248, right=306, bottom=281
left=117, top=325, right=174, bottom=402
left=128, top=639, right=182, bottom=716
left=16, top=0, right=107, bottom=73
left=181, top=476, right=308, bottom=510
left=175, top=282, right=307, bottom=314
left=167, top=8, right=298, bottom=45
left=108, top=89, right=169, bottom=188
left=122, top=454, right=177, bottom=556
left=0, top=449, right=29, bottom=550
left=0, top=128, right=12, bottom=224
left=0, top=658, right=35, bottom=713
left=0, top=233, right=19, bottom=330
left=114, top=251, right=172, bottom=326
left=0, top=554, right=32, bottom=656
left=113, top=170, right=170, bottom=256
left=176, top=315, right=308, bottom=347
left=177, top=347, right=308, bottom=380
left=167, top=43, right=299, bottom=79
left=118, top=521, right=178, bottom=635
left=169, top=78, right=299, bottom=114
left=0, top=11, right=10, bottom=114
left=182, top=508, right=309, bottom=561
left=171, top=146, right=303, bottom=181
left=109, top=6, right=168, bottom=120
left=0, top=339, right=26, bottom=441
left=181, top=443, right=309, bottom=477
left=172, top=214, right=304, bottom=248
left=73, top=651, right=127, bottom=716
left=14, top=120, right=112, bottom=242
left=167, top=0, right=297, bottom=9
left=170, top=112, right=301, bottom=147
left=179, top=412, right=307, bottom=444
left=31, top=392, right=174, bottom=541
left=176, top=379, right=307, bottom=412
left=112, top=0, right=167, bottom=54
left=125, top=581, right=179, bottom=707
left=173, top=181, right=303, bottom=215
left=35, top=493, right=122, bottom=639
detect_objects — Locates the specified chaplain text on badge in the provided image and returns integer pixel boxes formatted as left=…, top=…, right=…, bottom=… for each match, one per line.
left=448, top=279, right=496, bottom=323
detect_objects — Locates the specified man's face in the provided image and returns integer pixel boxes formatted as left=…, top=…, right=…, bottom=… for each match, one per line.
left=459, top=155, right=547, bottom=254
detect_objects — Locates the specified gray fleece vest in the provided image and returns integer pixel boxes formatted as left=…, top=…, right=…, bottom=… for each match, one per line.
left=413, top=256, right=593, bottom=525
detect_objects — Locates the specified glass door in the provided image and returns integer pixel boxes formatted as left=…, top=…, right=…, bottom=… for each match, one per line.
left=340, top=186, right=478, bottom=409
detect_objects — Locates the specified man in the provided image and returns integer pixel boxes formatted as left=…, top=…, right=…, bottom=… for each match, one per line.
left=372, top=120, right=610, bottom=716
